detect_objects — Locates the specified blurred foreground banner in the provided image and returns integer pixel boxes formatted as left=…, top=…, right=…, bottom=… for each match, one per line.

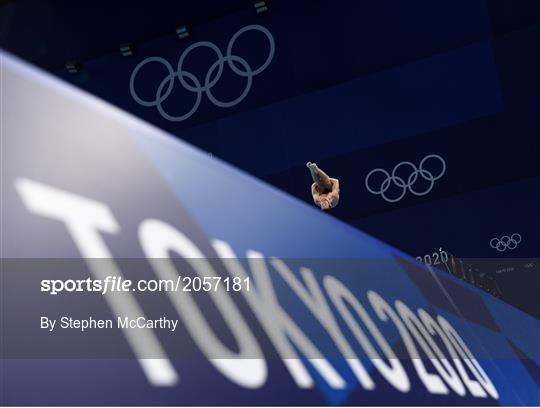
left=1, top=51, right=539, bottom=405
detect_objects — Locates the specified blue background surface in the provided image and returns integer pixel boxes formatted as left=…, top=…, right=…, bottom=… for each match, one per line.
left=2, top=49, right=539, bottom=405
left=4, top=0, right=534, bottom=315
left=1, top=1, right=540, bottom=404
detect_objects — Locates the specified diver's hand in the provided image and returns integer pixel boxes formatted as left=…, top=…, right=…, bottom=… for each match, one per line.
left=311, top=178, right=340, bottom=210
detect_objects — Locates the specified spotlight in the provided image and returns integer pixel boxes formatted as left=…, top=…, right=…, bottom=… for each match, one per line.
left=175, top=24, right=191, bottom=40
left=254, top=0, right=268, bottom=14
left=65, top=60, right=81, bottom=74
left=119, top=43, right=135, bottom=57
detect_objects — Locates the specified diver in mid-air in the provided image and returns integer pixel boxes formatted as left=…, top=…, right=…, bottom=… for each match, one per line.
left=307, top=162, right=340, bottom=210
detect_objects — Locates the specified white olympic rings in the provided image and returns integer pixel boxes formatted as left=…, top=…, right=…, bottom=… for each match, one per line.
left=129, top=24, right=275, bottom=122
left=490, top=233, right=522, bottom=252
left=365, top=154, right=446, bottom=203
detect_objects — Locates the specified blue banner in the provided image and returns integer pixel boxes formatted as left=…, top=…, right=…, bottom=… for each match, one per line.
left=1, top=51, right=539, bottom=405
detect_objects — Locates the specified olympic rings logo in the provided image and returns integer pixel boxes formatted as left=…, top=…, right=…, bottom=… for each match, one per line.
left=365, top=154, right=446, bottom=203
left=129, top=24, right=275, bottom=122
left=490, top=233, right=521, bottom=252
